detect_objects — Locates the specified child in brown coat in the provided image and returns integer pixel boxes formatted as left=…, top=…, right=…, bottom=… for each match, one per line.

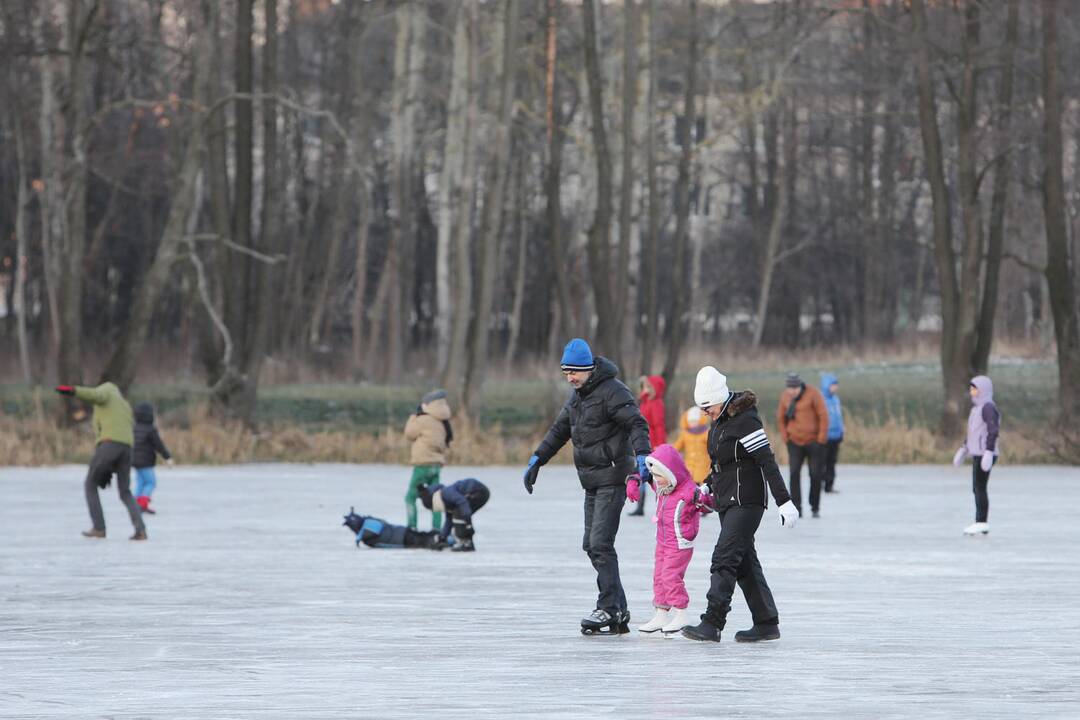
left=403, top=389, right=453, bottom=530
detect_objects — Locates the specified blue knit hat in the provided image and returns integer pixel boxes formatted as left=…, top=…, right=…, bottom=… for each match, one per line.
left=560, top=338, right=595, bottom=372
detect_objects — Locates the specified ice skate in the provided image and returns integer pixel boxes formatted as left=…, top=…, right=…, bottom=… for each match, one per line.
left=130, top=530, right=148, bottom=541
left=637, top=608, right=670, bottom=634
left=734, top=624, right=780, bottom=642
left=450, top=538, right=475, bottom=552
left=681, top=618, right=722, bottom=642
left=581, top=609, right=629, bottom=636
left=963, top=522, right=989, bottom=535
left=81, top=528, right=106, bottom=539
left=660, top=607, right=691, bottom=636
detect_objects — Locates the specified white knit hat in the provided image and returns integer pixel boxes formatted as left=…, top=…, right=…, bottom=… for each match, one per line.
left=694, top=366, right=731, bottom=408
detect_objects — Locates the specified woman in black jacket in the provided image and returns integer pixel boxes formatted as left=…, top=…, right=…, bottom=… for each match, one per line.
left=682, top=366, right=799, bottom=643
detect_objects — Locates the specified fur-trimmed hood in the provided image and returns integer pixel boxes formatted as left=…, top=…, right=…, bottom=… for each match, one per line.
left=723, top=390, right=758, bottom=417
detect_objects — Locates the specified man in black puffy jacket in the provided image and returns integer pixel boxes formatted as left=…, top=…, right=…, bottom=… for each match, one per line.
left=523, top=338, right=652, bottom=634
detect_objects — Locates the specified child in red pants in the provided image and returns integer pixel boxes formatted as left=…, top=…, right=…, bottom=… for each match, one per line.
left=627, top=443, right=713, bottom=636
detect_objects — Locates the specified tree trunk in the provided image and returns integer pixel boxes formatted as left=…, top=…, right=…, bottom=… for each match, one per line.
left=544, top=0, right=573, bottom=342
left=615, top=0, right=638, bottom=354
left=463, top=0, right=519, bottom=411
left=10, top=65, right=33, bottom=385
left=638, top=0, right=659, bottom=377
left=437, top=0, right=471, bottom=376
left=973, top=0, right=1018, bottom=374
left=581, top=0, right=618, bottom=361
left=952, top=0, right=984, bottom=417
left=100, top=23, right=211, bottom=391
left=442, top=0, right=478, bottom=395
left=1040, top=0, right=1080, bottom=421
left=33, top=7, right=61, bottom=352
left=661, top=0, right=698, bottom=381
left=504, top=154, right=529, bottom=367
left=911, top=0, right=965, bottom=435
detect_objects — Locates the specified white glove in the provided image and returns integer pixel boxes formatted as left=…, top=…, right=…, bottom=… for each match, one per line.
left=980, top=453, right=994, bottom=472
left=778, top=500, right=798, bottom=529
left=952, top=447, right=967, bottom=467
left=166, top=458, right=176, bottom=468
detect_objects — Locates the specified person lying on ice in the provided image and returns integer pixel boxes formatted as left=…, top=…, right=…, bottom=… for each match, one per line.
left=342, top=508, right=446, bottom=550
left=417, top=478, right=490, bottom=553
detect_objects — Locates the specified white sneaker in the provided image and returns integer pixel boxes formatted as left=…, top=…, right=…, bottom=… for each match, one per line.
left=661, top=607, right=692, bottom=635
left=963, top=522, right=989, bottom=535
left=638, top=608, right=670, bottom=634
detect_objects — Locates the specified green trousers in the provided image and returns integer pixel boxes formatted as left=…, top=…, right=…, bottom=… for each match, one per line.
left=405, top=464, right=443, bottom=531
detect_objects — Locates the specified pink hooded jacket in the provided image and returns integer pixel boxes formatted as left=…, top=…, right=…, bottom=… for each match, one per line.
left=646, top=444, right=708, bottom=550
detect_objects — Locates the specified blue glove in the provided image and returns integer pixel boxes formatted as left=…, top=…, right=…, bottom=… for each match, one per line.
left=637, top=454, right=650, bottom=481
left=524, top=455, right=541, bottom=494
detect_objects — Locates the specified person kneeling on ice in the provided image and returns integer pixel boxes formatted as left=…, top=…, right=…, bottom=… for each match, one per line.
left=682, top=367, right=799, bottom=643
left=417, top=478, right=490, bottom=553
left=628, top=444, right=714, bottom=636
left=342, top=508, right=446, bottom=550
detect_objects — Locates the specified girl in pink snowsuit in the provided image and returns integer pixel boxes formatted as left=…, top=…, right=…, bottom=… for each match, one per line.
left=627, top=443, right=713, bottom=636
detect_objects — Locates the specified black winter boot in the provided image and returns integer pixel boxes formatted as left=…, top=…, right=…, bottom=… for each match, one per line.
left=734, top=624, right=780, bottom=642
left=682, top=618, right=723, bottom=642
left=451, top=538, right=475, bottom=552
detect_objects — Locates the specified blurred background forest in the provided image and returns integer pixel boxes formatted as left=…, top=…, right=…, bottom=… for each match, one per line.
left=1, top=0, right=1079, bottom=464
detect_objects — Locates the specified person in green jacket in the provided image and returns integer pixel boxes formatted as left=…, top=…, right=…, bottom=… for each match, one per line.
left=56, top=382, right=147, bottom=541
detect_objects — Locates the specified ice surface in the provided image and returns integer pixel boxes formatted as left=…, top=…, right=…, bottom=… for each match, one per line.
left=2, top=462, right=1079, bottom=719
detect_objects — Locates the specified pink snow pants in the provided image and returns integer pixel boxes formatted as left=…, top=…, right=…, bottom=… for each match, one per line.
left=653, top=543, right=694, bottom=609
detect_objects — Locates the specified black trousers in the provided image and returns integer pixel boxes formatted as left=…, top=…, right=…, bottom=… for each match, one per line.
left=823, top=439, right=842, bottom=491
left=972, top=456, right=995, bottom=523
left=788, top=441, right=824, bottom=514
left=451, top=484, right=490, bottom=539
left=583, top=485, right=627, bottom=614
left=704, top=505, right=778, bottom=630
left=85, top=441, right=145, bottom=533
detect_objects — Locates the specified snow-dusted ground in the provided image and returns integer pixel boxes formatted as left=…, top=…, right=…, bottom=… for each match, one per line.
left=2, top=463, right=1079, bottom=719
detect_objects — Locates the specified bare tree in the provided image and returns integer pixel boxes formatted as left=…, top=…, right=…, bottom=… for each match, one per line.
left=1040, top=0, right=1080, bottom=421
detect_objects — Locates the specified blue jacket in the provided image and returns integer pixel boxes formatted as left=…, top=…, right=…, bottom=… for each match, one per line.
left=432, top=478, right=489, bottom=538
left=821, top=373, right=844, bottom=441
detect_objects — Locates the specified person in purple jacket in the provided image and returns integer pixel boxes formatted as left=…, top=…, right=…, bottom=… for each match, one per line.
left=952, top=375, right=1001, bottom=536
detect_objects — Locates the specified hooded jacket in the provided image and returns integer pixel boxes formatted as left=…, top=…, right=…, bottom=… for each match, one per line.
left=648, top=444, right=708, bottom=550
left=638, top=375, right=667, bottom=448
left=534, top=356, right=652, bottom=490
left=672, top=407, right=710, bottom=485
left=965, top=375, right=1001, bottom=458
left=707, top=391, right=792, bottom=510
left=74, top=383, right=134, bottom=447
left=132, top=402, right=172, bottom=468
left=776, top=382, right=829, bottom=446
left=821, top=373, right=845, bottom=442
left=404, top=397, right=452, bottom=466
left=423, top=478, right=489, bottom=539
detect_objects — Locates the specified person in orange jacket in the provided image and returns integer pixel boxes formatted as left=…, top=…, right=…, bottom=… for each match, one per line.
left=630, top=375, right=667, bottom=516
left=672, top=406, right=711, bottom=485
left=775, top=372, right=829, bottom=518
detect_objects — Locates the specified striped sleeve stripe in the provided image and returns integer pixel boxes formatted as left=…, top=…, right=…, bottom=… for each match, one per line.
left=740, top=429, right=770, bottom=453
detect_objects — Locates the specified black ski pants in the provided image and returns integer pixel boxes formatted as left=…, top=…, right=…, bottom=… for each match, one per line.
left=823, top=439, right=842, bottom=492
left=704, top=505, right=778, bottom=630
left=787, top=441, right=824, bottom=514
left=583, top=484, right=627, bottom=615
left=972, top=456, right=995, bottom=523
left=85, top=441, right=145, bottom=534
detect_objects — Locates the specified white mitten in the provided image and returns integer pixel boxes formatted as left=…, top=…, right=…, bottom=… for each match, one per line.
left=778, top=500, right=799, bottom=529
left=952, top=447, right=967, bottom=467
left=980, top=453, right=994, bottom=472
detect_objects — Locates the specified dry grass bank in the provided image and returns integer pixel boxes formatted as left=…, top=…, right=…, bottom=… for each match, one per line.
left=1, top=404, right=1067, bottom=467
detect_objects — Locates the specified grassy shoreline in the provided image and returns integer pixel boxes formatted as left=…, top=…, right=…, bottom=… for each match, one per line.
left=1, top=358, right=1070, bottom=466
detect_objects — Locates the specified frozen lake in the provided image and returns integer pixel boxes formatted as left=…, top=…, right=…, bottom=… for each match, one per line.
left=2, top=462, right=1079, bottom=719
